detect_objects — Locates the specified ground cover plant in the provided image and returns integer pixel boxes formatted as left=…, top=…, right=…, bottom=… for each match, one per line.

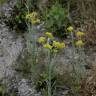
left=24, top=6, right=87, bottom=95
left=0, top=0, right=96, bottom=96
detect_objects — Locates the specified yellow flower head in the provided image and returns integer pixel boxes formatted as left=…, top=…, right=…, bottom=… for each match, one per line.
left=60, top=42, right=66, bottom=48
left=26, top=12, right=38, bottom=19
left=26, top=14, right=30, bottom=19
left=43, top=43, right=52, bottom=49
left=76, top=31, right=85, bottom=37
left=67, top=26, right=73, bottom=32
left=45, top=32, right=54, bottom=39
left=75, top=40, right=84, bottom=47
left=31, top=18, right=40, bottom=24
left=38, top=37, right=46, bottom=43
left=53, top=41, right=66, bottom=49
left=26, top=12, right=40, bottom=24
left=31, top=12, right=38, bottom=17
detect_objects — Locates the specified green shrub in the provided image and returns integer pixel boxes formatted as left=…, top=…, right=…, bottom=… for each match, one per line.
left=4, top=0, right=69, bottom=37
left=44, top=3, right=69, bottom=38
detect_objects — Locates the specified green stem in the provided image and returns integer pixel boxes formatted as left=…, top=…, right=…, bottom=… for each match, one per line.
left=71, top=31, right=76, bottom=74
left=48, top=64, right=51, bottom=96
left=47, top=51, right=57, bottom=96
left=48, top=50, right=52, bottom=96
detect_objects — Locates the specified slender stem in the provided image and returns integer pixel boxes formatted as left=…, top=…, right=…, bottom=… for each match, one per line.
left=71, top=31, right=76, bottom=74
left=48, top=50, right=52, bottom=96
left=48, top=65, right=52, bottom=96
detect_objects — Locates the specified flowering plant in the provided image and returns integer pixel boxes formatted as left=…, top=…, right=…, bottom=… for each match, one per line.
left=38, top=32, right=66, bottom=52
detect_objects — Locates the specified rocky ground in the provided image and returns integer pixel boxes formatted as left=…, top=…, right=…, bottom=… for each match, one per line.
left=0, top=23, right=24, bottom=79
left=0, top=1, right=41, bottom=96
left=0, top=0, right=96, bottom=96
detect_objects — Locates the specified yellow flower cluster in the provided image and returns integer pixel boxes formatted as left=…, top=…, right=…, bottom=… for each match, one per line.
left=76, top=31, right=85, bottom=37
left=43, top=43, right=52, bottom=49
left=45, top=32, right=54, bottom=39
left=38, top=26, right=86, bottom=49
left=26, top=12, right=40, bottom=24
left=26, top=12, right=37, bottom=19
left=53, top=41, right=65, bottom=49
left=75, top=31, right=85, bottom=47
left=75, top=40, right=84, bottom=47
left=38, top=37, right=46, bottom=44
left=67, top=26, right=86, bottom=47
left=67, top=26, right=73, bottom=32
left=38, top=32, right=66, bottom=51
